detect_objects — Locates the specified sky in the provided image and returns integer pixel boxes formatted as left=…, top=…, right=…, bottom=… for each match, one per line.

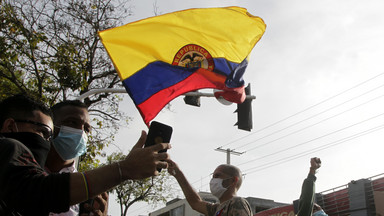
left=100, top=0, right=384, bottom=215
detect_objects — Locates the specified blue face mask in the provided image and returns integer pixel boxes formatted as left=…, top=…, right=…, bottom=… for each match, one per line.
left=313, top=210, right=328, bottom=216
left=53, top=126, right=88, bottom=160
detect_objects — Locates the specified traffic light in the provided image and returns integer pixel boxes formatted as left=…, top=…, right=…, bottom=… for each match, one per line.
left=234, top=84, right=253, bottom=131
left=183, top=91, right=201, bottom=107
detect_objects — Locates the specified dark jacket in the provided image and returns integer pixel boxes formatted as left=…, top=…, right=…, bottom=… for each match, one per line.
left=297, top=173, right=317, bottom=216
left=0, top=135, right=70, bottom=215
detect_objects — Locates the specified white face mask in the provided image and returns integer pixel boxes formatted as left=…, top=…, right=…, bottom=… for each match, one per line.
left=210, top=178, right=230, bottom=199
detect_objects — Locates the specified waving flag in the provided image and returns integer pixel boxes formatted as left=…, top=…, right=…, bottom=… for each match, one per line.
left=99, top=7, right=266, bottom=126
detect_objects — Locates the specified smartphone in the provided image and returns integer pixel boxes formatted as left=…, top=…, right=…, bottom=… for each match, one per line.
left=145, top=121, right=173, bottom=153
left=145, top=121, right=172, bottom=172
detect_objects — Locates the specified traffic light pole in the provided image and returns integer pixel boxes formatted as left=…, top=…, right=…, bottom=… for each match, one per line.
left=76, top=88, right=253, bottom=167
left=77, top=87, right=256, bottom=131
left=76, top=88, right=256, bottom=101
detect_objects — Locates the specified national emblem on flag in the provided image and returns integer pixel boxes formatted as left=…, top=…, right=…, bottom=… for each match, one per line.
left=99, top=6, right=266, bottom=126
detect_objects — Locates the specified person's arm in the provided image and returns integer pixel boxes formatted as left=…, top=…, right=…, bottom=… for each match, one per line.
left=70, top=130, right=170, bottom=204
left=167, top=160, right=209, bottom=215
left=0, top=138, right=71, bottom=215
left=0, top=131, right=169, bottom=214
left=297, top=157, right=321, bottom=216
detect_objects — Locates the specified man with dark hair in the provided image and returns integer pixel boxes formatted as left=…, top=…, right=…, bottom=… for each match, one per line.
left=0, top=94, right=53, bottom=124
left=47, top=100, right=90, bottom=170
left=167, top=160, right=252, bottom=216
left=0, top=94, right=53, bottom=167
left=0, top=95, right=171, bottom=216
left=46, top=100, right=90, bottom=176
left=46, top=100, right=107, bottom=216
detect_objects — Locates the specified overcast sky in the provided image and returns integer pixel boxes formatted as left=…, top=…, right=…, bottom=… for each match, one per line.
left=102, top=0, right=384, bottom=215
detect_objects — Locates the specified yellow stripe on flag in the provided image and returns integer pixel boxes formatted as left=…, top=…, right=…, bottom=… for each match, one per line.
left=99, top=7, right=266, bottom=80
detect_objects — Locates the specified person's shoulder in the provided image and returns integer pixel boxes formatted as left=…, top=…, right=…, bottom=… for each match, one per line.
left=233, top=197, right=252, bottom=207
left=229, top=197, right=252, bottom=215
left=0, top=136, right=23, bottom=151
left=0, top=136, right=34, bottom=162
left=0, top=136, right=30, bottom=152
left=231, top=196, right=249, bottom=203
left=229, top=196, right=251, bottom=208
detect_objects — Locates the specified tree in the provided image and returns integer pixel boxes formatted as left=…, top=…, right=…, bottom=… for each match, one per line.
left=106, top=152, right=173, bottom=216
left=0, top=0, right=133, bottom=167
left=0, top=0, right=176, bottom=213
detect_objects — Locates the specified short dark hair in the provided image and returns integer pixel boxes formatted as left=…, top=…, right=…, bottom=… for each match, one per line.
left=51, top=100, right=88, bottom=120
left=0, top=94, right=52, bottom=129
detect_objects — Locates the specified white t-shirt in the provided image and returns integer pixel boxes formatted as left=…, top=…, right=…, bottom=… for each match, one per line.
left=48, top=163, right=79, bottom=216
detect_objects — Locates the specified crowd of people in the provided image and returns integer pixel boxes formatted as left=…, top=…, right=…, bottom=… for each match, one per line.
left=0, top=94, right=327, bottom=216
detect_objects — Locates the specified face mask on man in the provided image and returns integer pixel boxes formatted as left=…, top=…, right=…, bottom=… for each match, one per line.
left=209, top=177, right=231, bottom=199
left=2, top=132, right=50, bottom=167
left=53, top=126, right=88, bottom=160
left=313, top=210, right=328, bottom=216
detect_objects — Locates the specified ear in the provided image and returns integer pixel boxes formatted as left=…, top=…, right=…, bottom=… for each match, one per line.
left=232, top=176, right=239, bottom=187
left=1, top=118, right=17, bottom=133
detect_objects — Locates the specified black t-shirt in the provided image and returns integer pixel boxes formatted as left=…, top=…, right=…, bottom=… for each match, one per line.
left=0, top=136, right=70, bottom=215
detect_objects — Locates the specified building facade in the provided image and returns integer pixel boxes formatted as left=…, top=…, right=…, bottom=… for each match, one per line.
left=150, top=173, right=384, bottom=216
left=149, top=191, right=288, bottom=216
left=256, top=173, right=384, bottom=216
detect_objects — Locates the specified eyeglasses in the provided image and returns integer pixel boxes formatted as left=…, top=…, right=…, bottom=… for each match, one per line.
left=14, top=119, right=53, bottom=141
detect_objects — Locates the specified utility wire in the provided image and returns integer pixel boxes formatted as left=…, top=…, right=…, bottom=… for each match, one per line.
left=147, top=106, right=384, bottom=211
left=132, top=122, right=384, bottom=215
left=237, top=111, right=384, bottom=167
left=237, top=84, right=384, bottom=151
left=177, top=123, right=384, bottom=197
left=132, top=72, right=384, bottom=215
left=218, top=72, right=384, bottom=149
left=242, top=124, right=384, bottom=175
left=241, top=92, right=384, bottom=153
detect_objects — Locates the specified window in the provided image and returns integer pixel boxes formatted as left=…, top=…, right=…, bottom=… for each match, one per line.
left=158, top=212, right=169, bottom=216
left=170, top=205, right=185, bottom=216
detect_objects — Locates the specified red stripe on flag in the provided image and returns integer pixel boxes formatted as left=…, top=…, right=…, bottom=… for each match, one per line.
left=137, top=68, right=237, bottom=125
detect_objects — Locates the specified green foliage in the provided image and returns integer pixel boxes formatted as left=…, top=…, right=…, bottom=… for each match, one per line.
left=106, top=152, right=173, bottom=216
left=0, top=1, right=178, bottom=214
left=0, top=0, right=133, bottom=167
left=0, top=0, right=177, bottom=213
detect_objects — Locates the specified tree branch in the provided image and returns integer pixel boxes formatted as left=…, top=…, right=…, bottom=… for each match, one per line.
left=88, top=109, right=119, bottom=121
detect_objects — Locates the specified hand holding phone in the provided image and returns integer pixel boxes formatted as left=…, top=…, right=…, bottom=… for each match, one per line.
left=144, top=121, right=173, bottom=172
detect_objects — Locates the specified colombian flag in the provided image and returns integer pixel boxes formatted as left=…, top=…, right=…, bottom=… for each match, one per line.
left=99, top=7, right=266, bottom=126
